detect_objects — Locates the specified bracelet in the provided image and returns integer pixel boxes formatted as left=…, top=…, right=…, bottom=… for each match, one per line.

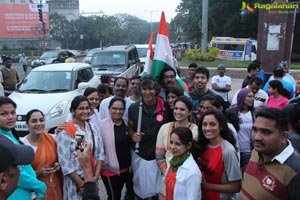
left=94, top=174, right=101, bottom=180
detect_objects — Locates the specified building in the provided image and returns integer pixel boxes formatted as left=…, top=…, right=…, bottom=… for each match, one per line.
left=0, top=0, right=79, bottom=21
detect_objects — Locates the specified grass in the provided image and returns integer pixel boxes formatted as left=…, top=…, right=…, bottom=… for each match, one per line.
left=178, top=57, right=300, bottom=69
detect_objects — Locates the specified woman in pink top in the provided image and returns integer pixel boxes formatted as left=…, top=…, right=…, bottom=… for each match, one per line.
left=267, top=80, right=290, bottom=109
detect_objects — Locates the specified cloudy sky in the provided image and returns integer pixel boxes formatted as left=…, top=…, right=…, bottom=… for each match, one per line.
left=79, top=0, right=182, bottom=22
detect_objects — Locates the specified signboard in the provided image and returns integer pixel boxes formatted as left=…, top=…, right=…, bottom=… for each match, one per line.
left=245, top=40, right=252, bottom=56
left=0, top=3, right=49, bottom=39
left=218, top=50, right=243, bottom=60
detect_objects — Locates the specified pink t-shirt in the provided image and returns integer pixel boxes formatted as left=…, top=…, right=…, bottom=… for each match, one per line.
left=266, top=95, right=288, bottom=109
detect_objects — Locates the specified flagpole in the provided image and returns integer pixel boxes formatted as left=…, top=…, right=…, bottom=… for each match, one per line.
left=135, top=98, right=143, bottom=153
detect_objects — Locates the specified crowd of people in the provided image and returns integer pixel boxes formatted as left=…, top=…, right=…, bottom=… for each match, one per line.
left=1, top=59, right=300, bottom=200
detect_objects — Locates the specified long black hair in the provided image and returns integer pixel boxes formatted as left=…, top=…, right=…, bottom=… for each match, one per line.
left=269, top=80, right=291, bottom=99
left=198, top=109, right=237, bottom=156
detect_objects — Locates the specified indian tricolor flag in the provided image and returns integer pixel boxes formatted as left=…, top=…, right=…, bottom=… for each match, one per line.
left=141, top=31, right=155, bottom=76
left=152, top=11, right=187, bottom=91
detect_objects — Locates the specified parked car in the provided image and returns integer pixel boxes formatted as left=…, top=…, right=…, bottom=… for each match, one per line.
left=90, top=45, right=140, bottom=83
left=9, top=63, right=100, bottom=135
left=82, top=48, right=103, bottom=64
left=135, top=44, right=155, bottom=64
left=31, top=49, right=75, bottom=68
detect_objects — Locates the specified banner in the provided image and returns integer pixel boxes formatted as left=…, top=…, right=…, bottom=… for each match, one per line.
left=0, top=3, right=50, bottom=39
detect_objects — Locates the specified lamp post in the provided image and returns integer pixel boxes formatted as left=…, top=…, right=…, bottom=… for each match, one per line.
left=145, top=10, right=158, bottom=33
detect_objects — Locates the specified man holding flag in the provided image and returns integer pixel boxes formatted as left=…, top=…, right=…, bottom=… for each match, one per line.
left=141, top=12, right=188, bottom=94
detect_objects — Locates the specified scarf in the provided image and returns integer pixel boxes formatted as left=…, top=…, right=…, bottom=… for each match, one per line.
left=169, top=153, right=190, bottom=172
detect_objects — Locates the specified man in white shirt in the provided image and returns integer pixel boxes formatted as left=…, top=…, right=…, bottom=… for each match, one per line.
left=211, top=64, right=231, bottom=108
left=99, top=77, right=134, bottom=122
left=232, top=77, right=268, bottom=109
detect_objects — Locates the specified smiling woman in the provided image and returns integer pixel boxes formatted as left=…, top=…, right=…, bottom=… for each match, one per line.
left=156, top=96, right=198, bottom=199
left=198, top=109, right=241, bottom=200
left=20, top=109, right=63, bottom=200
left=56, top=95, right=105, bottom=200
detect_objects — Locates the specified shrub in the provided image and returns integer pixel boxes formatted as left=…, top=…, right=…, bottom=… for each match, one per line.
left=184, top=47, right=219, bottom=61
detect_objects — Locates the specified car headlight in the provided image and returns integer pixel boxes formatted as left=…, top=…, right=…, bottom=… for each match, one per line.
left=45, top=100, right=69, bottom=120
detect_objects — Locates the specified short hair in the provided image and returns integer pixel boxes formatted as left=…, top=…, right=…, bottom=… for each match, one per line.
left=247, top=63, right=259, bottom=73
left=255, top=108, right=288, bottom=133
left=97, top=84, right=111, bottom=94
left=131, top=75, right=141, bottom=81
left=140, top=75, right=161, bottom=92
left=83, top=87, right=98, bottom=97
left=273, top=67, right=284, bottom=78
left=108, top=96, right=126, bottom=109
left=249, top=77, right=263, bottom=86
left=161, top=66, right=176, bottom=76
left=165, top=85, right=184, bottom=97
left=252, top=60, right=261, bottom=65
left=199, top=95, right=223, bottom=110
left=26, top=109, right=44, bottom=124
left=114, top=77, right=129, bottom=87
left=174, top=95, right=193, bottom=111
left=159, top=66, right=176, bottom=85
left=193, top=67, right=209, bottom=79
left=188, top=63, right=198, bottom=68
left=2, top=56, right=11, bottom=63
left=283, top=103, right=300, bottom=133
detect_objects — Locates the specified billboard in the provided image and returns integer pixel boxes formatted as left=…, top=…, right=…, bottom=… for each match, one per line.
left=0, top=3, right=49, bottom=39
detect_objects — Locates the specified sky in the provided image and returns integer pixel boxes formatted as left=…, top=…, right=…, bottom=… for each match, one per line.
left=79, top=0, right=182, bottom=22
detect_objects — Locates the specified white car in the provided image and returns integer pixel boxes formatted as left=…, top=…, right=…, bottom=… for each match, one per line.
left=135, top=44, right=155, bottom=64
left=9, top=63, right=100, bottom=135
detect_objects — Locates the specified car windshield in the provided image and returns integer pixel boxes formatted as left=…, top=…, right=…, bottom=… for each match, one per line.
left=40, top=51, right=59, bottom=59
left=18, top=71, right=73, bottom=92
left=87, top=50, right=97, bottom=57
left=137, top=48, right=148, bottom=57
left=92, top=52, right=126, bottom=66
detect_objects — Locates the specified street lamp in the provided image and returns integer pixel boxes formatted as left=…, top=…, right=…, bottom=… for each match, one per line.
left=145, top=10, right=158, bottom=33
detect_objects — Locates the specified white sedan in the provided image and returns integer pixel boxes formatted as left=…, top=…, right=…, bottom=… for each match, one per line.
left=9, top=63, right=100, bottom=135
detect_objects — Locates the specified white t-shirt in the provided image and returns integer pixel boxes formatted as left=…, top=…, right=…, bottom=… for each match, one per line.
left=238, top=111, right=254, bottom=153
left=211, top=75, right=231, bottom=101
left=231, top=87, right=268, bottom=108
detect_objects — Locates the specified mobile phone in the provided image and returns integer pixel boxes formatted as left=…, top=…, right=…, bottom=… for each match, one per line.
left=75, top=134, right=85, bottom=152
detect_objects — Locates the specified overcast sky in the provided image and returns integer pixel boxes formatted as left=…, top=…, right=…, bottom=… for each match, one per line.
left=79, top=0, right=181, bottom=22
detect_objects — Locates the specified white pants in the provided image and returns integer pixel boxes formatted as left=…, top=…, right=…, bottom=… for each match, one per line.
left=131, top=151, right=161, bottom=199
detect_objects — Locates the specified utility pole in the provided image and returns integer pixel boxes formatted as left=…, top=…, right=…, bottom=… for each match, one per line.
left=38, top=0, right=46, bottom=54
left=201, top=0, right=208, bottom=54
left=80, top=11, right=104, bottom=51
left=145, top=10, right=158, bottom=33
